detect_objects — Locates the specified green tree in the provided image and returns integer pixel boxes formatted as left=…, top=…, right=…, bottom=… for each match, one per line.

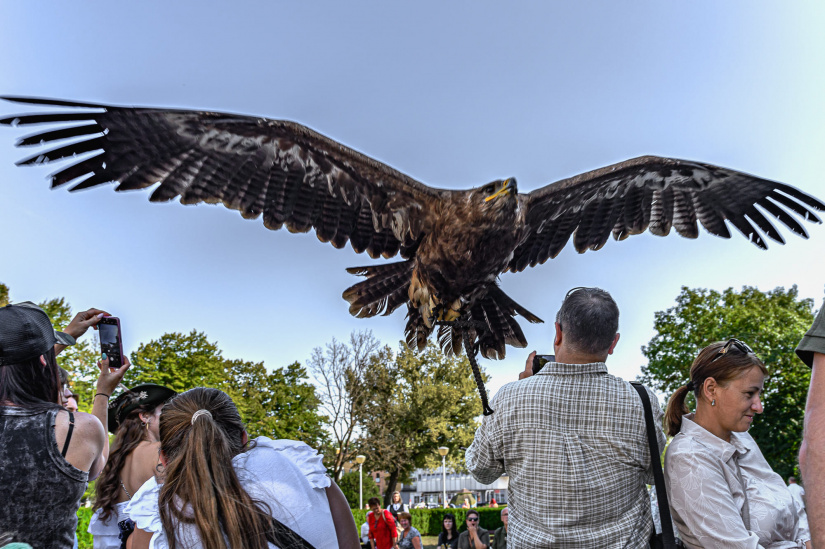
left=360, top=341, right=486, bottom=505
left=0, top=283, right=9, bottom=306
left=639, top=285, right=815, bottom=478
left=308, top=330, right=386, bottom=479
left=338, top=470, right=380, bottom=509
left=127, top=330, right=328, bottom=447
left=235, top=360, right=329, bottom=446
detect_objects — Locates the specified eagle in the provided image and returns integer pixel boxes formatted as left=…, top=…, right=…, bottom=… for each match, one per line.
left=3, top=97, right=824, bottom=361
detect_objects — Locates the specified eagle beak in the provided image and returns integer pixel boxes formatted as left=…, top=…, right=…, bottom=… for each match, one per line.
left=485, top=178, right=515, bottom=202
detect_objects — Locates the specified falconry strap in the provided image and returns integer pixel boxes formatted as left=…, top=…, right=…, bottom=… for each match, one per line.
left=434, top=318, right=495, bottom=416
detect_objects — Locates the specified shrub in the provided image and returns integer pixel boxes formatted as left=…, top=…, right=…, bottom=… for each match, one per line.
left=77, top=507, right=94, bottom=549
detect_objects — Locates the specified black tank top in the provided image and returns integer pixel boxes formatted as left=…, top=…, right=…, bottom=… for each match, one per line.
left=0, top=406, right=89, bottom=548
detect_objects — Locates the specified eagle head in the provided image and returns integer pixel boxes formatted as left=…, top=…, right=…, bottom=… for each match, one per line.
left=480, top=177, right=517, bottom=203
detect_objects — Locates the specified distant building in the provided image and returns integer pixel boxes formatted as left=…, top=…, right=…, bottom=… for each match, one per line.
left=397, top=468, right=509, bottom=507
left=340, top=462, right=508, bottom=508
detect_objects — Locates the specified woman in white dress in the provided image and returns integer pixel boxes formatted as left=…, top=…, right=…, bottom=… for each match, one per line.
left=126, top=387, right=359, bottom=549
left=89, top=383, right=176, bottom=549
left=664, top=339, right=811, bottom=548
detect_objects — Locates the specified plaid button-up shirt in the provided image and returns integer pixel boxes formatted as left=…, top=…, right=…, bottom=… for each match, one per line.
left=466, top=362, right=665, bottom=549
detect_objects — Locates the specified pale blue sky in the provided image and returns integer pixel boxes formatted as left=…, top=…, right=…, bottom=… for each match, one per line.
left=1, top=2, right=824, bottom=398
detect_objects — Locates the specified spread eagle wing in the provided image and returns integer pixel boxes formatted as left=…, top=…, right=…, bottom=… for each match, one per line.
left=509, top=155, right=825, bottom=272
left=0, top=96, right=443, bottom=259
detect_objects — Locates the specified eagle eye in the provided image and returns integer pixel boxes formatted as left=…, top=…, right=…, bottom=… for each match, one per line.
left=483, top=184, right=496, bottom=194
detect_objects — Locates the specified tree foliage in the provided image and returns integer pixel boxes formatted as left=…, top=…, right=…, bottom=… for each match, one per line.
left=308, top=330, right=387, bottom=479
left=640, top=285, right=815, bottom=478
left=338, top=470, right=381, bottom=509
left=127, top=330, right=328, bottom=447
left=359, top=341, right=486, bottom=505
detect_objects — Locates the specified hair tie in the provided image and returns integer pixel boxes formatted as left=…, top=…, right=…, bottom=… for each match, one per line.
left=191, top=409, right=212, bottom=425
left=685, top=380, right=696, bottom=391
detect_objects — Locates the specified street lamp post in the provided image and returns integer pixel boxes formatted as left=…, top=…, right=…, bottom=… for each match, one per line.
left=355, top=455, right=366, bottom=510
left=438, top=447, right=449, bottom=508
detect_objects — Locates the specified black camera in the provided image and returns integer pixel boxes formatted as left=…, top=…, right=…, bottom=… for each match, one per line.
left=532, top=354, right=555, bottom=375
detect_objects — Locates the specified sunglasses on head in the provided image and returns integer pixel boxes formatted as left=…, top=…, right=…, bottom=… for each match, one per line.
left=710, top=338, right=753, bottom=363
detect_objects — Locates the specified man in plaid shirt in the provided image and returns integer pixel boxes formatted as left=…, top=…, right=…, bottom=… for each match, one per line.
left=466, top=287, right=665, bottom=548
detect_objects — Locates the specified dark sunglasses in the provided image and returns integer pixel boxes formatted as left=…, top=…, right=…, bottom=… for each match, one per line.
left=467, top=517, right=479, bottom=522
left=710, top=338, right=753, bottom=363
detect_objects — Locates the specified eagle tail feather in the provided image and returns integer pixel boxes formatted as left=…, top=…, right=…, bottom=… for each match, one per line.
left=405, top=306, right=432, bottom=351
left=342, top=260, right=414, bottom=318
left=433, top=285, right=544, bottom=360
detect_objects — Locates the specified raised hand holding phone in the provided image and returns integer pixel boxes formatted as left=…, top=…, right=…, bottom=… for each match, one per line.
left=98, top=317, right=124, bottom=369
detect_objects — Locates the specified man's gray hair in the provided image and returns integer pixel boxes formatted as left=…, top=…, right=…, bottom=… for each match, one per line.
left=556, top=287, right=619, bottom=355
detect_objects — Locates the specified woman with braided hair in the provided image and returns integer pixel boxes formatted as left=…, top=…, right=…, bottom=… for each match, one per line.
left=89, top=383, right=176, bottom=548
left=126, top=387, right=358, bottom=549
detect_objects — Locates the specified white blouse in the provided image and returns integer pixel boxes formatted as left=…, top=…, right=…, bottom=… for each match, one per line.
left=664, top=414, right=810, bottom=548
left=126, top=437, right=337, bottom=549
left=88, top=501, right=130, bottom=549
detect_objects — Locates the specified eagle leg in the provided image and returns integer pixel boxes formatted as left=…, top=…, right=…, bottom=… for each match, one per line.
left=434, top=315, right=494, bottom=416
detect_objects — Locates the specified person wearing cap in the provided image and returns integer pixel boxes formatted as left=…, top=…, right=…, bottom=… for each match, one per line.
left=0, top=301, right=129, bottom=549
left=797, top=303, right=825, bottom=548
left=88, top=383, right=176, bottom=548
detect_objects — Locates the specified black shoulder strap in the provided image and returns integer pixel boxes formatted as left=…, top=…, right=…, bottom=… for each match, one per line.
left=630, top=382, right=678, bottom=549
left=61, top=411, right=75, bottom=457
left=266, top=515, right=317, bottom=549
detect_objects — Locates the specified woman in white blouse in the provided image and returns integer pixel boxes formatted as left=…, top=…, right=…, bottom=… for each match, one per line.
left=125, top=387, right=359, bottom=549
left=664, top=339, right=810, bottom=548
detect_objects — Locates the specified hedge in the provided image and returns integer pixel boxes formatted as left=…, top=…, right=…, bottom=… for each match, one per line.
left=77, top=507, right=93, bottom=549
left=78, top=505, right=506, bottom=543
left=351, top=507, right=506, bottom=536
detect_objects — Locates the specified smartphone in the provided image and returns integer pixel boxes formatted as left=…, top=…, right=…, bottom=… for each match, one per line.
left=532, top=354, right=555, bottom=375
left=98, top=317, right=124, bottom=369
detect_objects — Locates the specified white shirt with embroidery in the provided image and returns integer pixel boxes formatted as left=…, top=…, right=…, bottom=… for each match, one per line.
left=664, top=414, right=809, bottom=548
left=126, top=437, right=336, bottom=548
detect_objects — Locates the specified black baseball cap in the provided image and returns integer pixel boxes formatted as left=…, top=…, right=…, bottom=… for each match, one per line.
left=107, top=383, right=177, bottom=433
left=0, top=302, right=76, bottom=367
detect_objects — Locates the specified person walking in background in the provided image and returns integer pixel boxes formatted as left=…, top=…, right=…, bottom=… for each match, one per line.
left=388, top=491, right=409, bottom=522
left=0, top=302, right=128, bottom=549
left=437, top=513, right=459, bottom=549
left=457, top=510, right=489, bottom=549
left=664, top=339, right=810, bottom=547
left=796, top=302, right=825, bottom=548
left=491, top=508, right=507, bottom=549
left=88, top=383, right=176, bottom=548
left=786, top=477, right=806, bottom=518
left=466, top=287, right=664, bottom=548
left=361, top=520, right=370, bottom=549
left=367, top=497, right=397, bottom=549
